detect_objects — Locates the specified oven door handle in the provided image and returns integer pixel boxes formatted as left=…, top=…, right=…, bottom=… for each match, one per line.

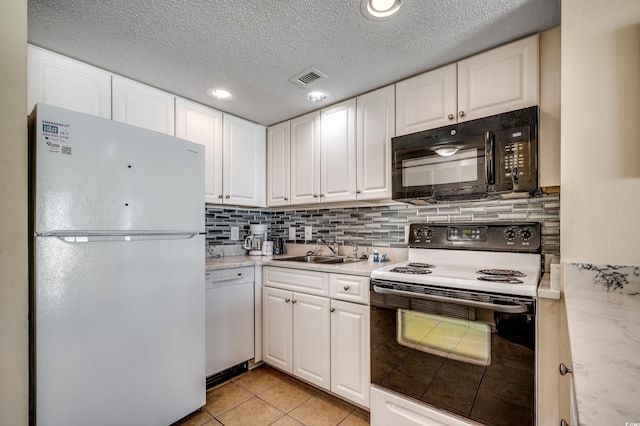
left=372, top=285, right=529, bottom=314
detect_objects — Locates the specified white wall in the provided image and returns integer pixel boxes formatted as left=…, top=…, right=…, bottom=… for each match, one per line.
left=0, top=0, right=28, bottom=425
left=561, top=0, right=640, bottom=265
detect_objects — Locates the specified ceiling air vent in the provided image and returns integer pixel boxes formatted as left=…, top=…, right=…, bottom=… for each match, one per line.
left=289, top=68, right=328, bottom=88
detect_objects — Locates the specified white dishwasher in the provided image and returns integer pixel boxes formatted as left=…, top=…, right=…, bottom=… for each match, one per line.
left=205, top=266, right=254, bottom=387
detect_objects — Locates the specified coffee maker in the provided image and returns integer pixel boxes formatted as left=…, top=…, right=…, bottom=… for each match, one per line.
left=243, top=224, right=268, bottom=256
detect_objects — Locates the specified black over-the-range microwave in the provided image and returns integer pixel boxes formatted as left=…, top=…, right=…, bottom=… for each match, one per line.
left=391, top=106, right=539, bottom=204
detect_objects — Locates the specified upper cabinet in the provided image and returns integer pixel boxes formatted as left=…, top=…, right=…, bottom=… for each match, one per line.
left=396, top=34, right=539, bottom=136
left=175, top=98, right=223, bottom=203
left=267, top=121, right=291, bottom=207
left=356, top=86, right=395, bottom=201
left=320, top=99, right=357, bottom=203
left=27, top=45, right=112, bottom=118
left=290, top=111, right=321, bottom=205
left=395, top=64, right=457, bottom=135
left=112, top=76, right=175, bottom=135
left=223, top=115, right=266, bottom=207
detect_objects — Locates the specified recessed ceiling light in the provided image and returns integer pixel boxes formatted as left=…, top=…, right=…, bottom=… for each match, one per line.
left=307, top=91, right=328, bottom=102
left=207, top=88, right=233, bottom=100
left=361, top=0, right=402, bottom=21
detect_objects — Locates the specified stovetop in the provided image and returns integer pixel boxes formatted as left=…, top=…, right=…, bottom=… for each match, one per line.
left=371, top=223, right=542, bottom=297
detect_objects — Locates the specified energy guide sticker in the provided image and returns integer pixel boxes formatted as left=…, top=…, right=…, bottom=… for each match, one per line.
left=41, top=120, right=72, bottom=154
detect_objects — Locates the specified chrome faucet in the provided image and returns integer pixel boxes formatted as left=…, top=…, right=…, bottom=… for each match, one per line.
left=350, top=241, right=358, bottom=258
left=319, top=239, right=340, bottom=256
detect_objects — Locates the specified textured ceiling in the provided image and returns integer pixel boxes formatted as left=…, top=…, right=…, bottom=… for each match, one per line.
left=27, top=0, right=560, bottom=126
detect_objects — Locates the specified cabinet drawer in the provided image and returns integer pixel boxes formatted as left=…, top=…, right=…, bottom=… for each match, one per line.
left=330, top=274, right=369, bottom=304
left=264, top=266, right=329, bottom=296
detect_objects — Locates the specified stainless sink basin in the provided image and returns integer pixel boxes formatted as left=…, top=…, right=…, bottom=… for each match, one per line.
left=273, top=255, right=365, bottom=264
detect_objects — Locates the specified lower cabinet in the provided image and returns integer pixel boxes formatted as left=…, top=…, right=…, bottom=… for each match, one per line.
left=262, top=267, right=370, bottom=408
left=330, top=299, right=370, bottom=407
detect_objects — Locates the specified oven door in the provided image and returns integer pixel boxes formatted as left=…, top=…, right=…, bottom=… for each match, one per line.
left=370, top=280, right=535, bottom=426
left=391, top=131, right=493, bottom=202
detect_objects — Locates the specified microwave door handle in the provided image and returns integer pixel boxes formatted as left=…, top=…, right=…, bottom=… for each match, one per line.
left=485, top=131, right=495, bottom=185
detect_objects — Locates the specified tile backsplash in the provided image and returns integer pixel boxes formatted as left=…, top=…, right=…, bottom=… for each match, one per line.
left=205, top=193, right=560, bottom=256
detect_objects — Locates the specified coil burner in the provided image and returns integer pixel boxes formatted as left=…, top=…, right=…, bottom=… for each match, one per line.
left=389, top=266, right=433, bottom=275
left=476, top=269, right=526, bottom=284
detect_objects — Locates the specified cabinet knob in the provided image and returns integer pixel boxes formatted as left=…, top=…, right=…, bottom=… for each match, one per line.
left=458, top=110, right=466, bottom=118
left=343, top=285, right=350, bottom=291
left=356, top=190, right=361, bottom=194
left=284, top=197, right=288, bottom=201
left=313, top=194, right=318, bottom=198
left=291, top=299, right=297, bottom=304
left=285, top=298, right=291, bottom=303
left=330, top=308, right=336, bottom=312
left=447, top=114, right=454, bottom=120
left=559, top=363, right=573, bottom=376
left=218, top=195, right=223, bottom=199
left=320, top=194, right=325, bottom=198
left=225, top=195, right=230, bottom=199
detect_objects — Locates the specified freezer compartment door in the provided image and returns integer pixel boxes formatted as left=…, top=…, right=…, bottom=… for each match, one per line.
left=31, top=103, right=204, bottom=233
left=34, top=234, right=205, bottom=426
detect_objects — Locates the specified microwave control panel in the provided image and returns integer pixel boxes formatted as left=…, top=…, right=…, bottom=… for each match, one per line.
left=495, top=126, right=537, bottom=192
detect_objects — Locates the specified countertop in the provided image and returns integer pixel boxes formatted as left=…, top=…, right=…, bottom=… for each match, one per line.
left=205, top=254, right=389, bottom=277
left=562, top=262, right=640, bottom=426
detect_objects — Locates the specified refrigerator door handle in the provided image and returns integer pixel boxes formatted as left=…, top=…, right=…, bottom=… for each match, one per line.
left=48, top=233, right=200, bottom=243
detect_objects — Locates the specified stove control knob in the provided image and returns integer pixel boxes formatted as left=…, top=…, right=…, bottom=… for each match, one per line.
left=424, top=227, right=434, bottom=240
left=503, top=227, right=518, bottom=240
left=520, top=228, right=533, bottom=240
left=413, top=228, right=423, bottom=240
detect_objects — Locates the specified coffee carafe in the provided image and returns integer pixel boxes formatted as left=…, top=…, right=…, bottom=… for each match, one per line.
left=243, top=224, right=268, bottom=256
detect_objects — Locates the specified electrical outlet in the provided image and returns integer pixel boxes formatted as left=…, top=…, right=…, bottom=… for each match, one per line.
left=304, top=226, right=313, bottom=241
left=230, top=226, right=239, bottom=241
left=289, top=226, right=296, bottom=241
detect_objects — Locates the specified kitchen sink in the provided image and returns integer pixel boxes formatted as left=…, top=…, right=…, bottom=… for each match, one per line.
left=273, top=255, right=365, bottom=264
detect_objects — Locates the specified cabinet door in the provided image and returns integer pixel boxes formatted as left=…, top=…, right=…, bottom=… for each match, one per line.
left=112, top=76, right=175, bottom=135
left=293, top=292, right=330, bottom=390
left=330, top=300, right=370, bottom=408
left=28, top=45, right=111, bottom=118
left=223, top=114, right=266, bottom=207
left=457, top=34, right=539, bottom=122
left=263, top=287, right=293, bottom=373
left=290, top=111, right=321, bottom=204
left=320, top=99, right=357, bottom=203
left=395, top=63, right=457, bottom=135
left=356, top=86, right=395, bottom=201
left=267, top=121, right=291, bottom=207
left=175, top=98, right=223, bottom=203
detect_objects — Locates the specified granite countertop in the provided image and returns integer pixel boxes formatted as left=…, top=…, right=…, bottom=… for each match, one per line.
left=205, top=254, right=390, bottom=277
left=563, top=263, right=640, bottom=426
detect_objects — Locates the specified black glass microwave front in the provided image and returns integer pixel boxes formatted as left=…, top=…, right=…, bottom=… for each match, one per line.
left=392, top=107, right=538, bottom=203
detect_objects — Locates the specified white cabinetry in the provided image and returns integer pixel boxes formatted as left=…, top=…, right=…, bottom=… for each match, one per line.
left=356, top=86, right=395, bottom=200
left=266, top=121, right=291, bottom=206
left=222, top=114, right=266, bottom=207
left=396, top=34, right=539, bottom=136
left=395, top=64, right=457, bottom=135
left=290, top=112, right=321, bottom=204
left=320, top=99, right=357, bottom=203
left=293, top=292, right=331, bottom=390
left=330, top=299, right=370, bottom=407
left=27, top=45, right=112, bottom=118
left=263, top=267, right=370, bottom=407
left=175, top=98, right=223, bottom=204
left=112, top=76, right=175, bottom=135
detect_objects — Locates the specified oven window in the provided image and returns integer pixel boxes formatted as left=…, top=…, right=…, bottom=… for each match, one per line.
left=402, top=148, right=479, bottom=187
left=397, top=309, right=491, bottom=367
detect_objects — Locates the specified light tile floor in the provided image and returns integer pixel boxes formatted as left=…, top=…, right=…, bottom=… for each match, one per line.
left=173, top=365, right=370, bottom=426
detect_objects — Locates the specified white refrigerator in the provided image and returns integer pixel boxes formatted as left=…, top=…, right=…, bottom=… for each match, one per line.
left=29, top=104, right=206, bottom=426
